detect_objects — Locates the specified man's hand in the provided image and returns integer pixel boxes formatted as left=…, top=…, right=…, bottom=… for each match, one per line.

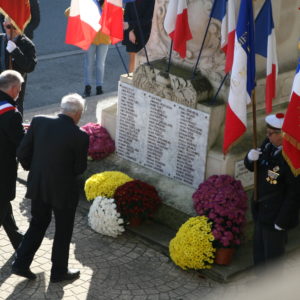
left=6, top=40, right=17, bottom=53
left=247, top=148, right=262, bottom=161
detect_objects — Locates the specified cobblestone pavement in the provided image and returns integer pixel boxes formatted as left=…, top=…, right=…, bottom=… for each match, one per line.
left=2, top=171, right=300, bottom=299
left=0, top=170, right=221, bottom=300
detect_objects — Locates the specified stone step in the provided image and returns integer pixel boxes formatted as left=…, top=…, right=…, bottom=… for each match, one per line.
left=127, top=219, right=300, bottom=283
left=127, top=219, right=253, bottom=282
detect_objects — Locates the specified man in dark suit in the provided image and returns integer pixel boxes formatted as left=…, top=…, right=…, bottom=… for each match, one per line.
left=244, top=113, right=299, bottom=266
left=12, top=94, right=89, bottom=282
left=0, top=70, right=25, bottom=250
left=0, top=17, right=37, bottom=115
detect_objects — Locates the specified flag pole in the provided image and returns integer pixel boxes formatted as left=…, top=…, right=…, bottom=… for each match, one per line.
left=191, top=0, right=217, bottom=78
left=166, top=40, right=173, bottom=73
left=251, top=89, right=258, bottom=202
left=115, top=44, right=130, bottom=76
left=252, top=0, right=258, bottom=202
left=132, top=1, right=151, bottom=66
left=211, top=73, right=228, bottom=104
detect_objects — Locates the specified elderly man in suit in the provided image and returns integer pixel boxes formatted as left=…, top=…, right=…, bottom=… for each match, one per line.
left=0, top=70, right=25, bottom=250
left=12, top=93, right=89, bottom=282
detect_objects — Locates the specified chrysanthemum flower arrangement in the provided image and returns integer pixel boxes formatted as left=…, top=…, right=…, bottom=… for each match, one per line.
left=81, top=122, right=115, bottom=160
left=192, top=175, right=248, bottom=248
left=114, top=180, right=162, bottom=223
left=84, top=171, right=133, bottom=200
left=169, top=216, right=216, bottom=270
left=88, top=196, right=125, bottom=238
left=85, top=172, right=162, bottom=236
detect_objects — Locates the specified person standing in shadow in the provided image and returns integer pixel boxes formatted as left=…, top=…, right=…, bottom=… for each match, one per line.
left=0, top=70, right=25, bottom=251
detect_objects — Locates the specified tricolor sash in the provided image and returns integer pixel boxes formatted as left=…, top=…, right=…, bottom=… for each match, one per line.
left=0, top=101, right=15, bottom=115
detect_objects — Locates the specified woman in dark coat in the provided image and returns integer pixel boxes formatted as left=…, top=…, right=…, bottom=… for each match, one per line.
left=0, top=70, right=25, bottom=250
left=122, top=0, right=155, bottom=72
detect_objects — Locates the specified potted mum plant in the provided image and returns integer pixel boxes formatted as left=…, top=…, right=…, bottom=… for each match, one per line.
left=114, top=179, right=162, bottom=226
left=192, top=175, right=248, bottom=265
left=169, top=216, right=216, bottom=270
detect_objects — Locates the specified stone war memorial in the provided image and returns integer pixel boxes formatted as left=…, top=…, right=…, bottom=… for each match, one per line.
left=87, top=0, right=300, bottom=280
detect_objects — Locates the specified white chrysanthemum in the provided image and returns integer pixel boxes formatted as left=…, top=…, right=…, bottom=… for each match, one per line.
left=88, top=196, right=125, bottom=238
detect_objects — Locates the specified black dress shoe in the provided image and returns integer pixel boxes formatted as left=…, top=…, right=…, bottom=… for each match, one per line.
left=12, top=265, right=36, bottom=280
left=50, top=269, right=80, bottom=283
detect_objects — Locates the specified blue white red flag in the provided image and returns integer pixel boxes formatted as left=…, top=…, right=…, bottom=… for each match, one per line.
left=164, top=0, right=192, bottom=58
left=211, top=0, right=237, bottom=73
left=223, top=0, right=255, bottom=154
left=282, top=59, right=300, bottom=175
left=0, top=101, right=15, bottom=115
left=65, top=0, right=101, bottom=50
left=101, top=0, right=123, bottom=44
left=255, top=0, right=278, bottom=113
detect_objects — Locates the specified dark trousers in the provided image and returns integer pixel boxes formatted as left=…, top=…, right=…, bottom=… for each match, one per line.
left=0, top=201, right=23, bottom=249
left=14, top=198, right=77, bottom=276
left=253, top=220, right=287, bottom=266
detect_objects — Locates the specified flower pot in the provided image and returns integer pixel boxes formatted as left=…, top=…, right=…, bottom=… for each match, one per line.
left=129, top=217, right=142, bottom=227
left=214, top=248, right=235, bottom=265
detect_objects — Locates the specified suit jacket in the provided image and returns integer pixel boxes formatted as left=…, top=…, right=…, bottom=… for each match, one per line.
left=0, top=91, right=24, bottom=201
left=244, top=138, right=300, bottom=229
left=17, top=114, right=89, bottom=209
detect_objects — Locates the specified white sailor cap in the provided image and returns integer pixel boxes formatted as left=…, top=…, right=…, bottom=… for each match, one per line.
left=265, top=113, right=285, bottom=129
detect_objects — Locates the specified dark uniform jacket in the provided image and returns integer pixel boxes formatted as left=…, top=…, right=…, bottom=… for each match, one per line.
left=17, top=114, right=89, bottom=210
left=0, top=33, right=36, bottom=75
left=244, top=138, right=299, bottom=230
left=0, top=91, right=24, bottom=202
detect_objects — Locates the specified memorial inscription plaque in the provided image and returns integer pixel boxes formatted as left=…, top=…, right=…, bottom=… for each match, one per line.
left=116, top=82, right=210, bottom=188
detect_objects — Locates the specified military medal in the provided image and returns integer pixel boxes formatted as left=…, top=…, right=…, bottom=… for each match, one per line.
left=266, top=166, right=280, bottom=184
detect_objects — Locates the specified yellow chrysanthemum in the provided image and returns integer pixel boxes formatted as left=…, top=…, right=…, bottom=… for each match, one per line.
left=85, top=171, right=133, bottom=200
left=169, top=216, right=215, bottom=270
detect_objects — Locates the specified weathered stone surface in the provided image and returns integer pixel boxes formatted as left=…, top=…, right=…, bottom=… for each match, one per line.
left=132, top=59, right=213, bottom=108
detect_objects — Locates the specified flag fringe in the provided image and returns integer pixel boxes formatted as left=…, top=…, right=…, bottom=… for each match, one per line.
left=283, top=133, right=300, bottom=150
left=282, top=150, right=300, bottom=176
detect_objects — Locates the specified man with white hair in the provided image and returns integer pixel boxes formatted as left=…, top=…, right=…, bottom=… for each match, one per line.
left=244, top=113, right=299, bottom=266
left=12, top=94, right=89, bottom=282
left=0, top=70, right=25, bottom=250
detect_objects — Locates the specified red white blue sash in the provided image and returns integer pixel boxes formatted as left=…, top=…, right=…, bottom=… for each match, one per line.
left=0, top=100, right=15, bottom=115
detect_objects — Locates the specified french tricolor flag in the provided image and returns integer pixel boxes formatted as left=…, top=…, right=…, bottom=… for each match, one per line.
left=223, top=0, right=255, bottom=154
left=164, top=0, right=192, bottom=59
left=255, top=0, right=278, bottom=114
left=101, top=0, right=124, bottom=44
left=65, top=0, right=101, bottom=50
left=282, top=60, right=300, bottom=175
left=211, top=0, right=237, bottom=73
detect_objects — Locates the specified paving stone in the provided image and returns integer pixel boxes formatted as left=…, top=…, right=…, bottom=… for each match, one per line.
left=2, top=165, right=299, bottom=299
